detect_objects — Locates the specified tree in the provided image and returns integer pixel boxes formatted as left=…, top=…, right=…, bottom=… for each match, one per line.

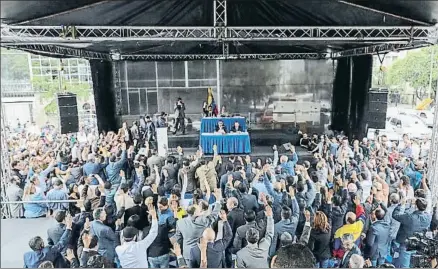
left=32, top=76, right=91, bottom=114
left=385, top=46, right=438, bottom=97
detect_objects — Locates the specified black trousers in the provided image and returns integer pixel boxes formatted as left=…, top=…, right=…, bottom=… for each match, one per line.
left=174, top=117, right=185, bottom=134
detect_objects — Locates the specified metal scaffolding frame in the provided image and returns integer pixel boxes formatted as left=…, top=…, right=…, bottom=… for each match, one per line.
left=427, top=100, right=438, bottom=205
left=1, top=44, right=111, bottom=60
left=332, top=42, right=430, bottom=58
left=1, top=25, right=436, bottom=42
left=121, top=52, right=328, bottom=61
left=1, top=106, right=12, bottom=219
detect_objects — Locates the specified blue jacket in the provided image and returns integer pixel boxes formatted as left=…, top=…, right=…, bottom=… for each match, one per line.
left=280, top=159, right=296, bottom=177
left=269, top=197, right=300, bottom=257
left=384, top=204, right=401, bottom=240
left=23, top=229, right=70, bottom=268
left=105, top=150, right=127, bottom=185
left=366, top=220, right=391, bottom=259
left=392, top=205, right=432, bottom=245
left=90, top=220, right=117, bottom=261
left=83, top=159, right=108, bottom=184
left=24, top=193, right=47, bottom=218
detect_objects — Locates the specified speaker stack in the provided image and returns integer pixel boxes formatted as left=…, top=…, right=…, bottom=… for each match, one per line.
left=367, top=88, right=388, bottom=129
left=57, top=93, right=79, bottom=134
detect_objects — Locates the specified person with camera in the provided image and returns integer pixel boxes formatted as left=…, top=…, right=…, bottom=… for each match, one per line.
left=392, top=196, right=432, bottom=268
left=173, top=98, right=186, bottom=135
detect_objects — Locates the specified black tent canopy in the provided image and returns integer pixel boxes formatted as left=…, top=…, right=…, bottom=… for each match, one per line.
left=1, top=0, right=437, bottom=60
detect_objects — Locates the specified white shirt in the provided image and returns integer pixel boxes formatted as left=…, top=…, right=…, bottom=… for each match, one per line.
left=116, top=219, right=158, bottom=268
left=361, top=179, right=373, bottom=203
left=77, top=132, right=87, bottom=144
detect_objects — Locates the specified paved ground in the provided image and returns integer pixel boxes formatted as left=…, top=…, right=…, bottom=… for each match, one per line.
left=1, top=218, right=55, bottom=268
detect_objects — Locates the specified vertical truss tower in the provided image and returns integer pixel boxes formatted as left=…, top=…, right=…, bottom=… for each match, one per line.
left=1, top=105, right=12, bottom=218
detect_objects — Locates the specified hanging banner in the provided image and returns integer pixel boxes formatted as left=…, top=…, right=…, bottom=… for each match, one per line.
left=156, top=127, right=169, bottom=157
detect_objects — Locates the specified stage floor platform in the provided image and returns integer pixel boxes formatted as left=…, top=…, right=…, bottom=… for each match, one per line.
left=168, top=129, right=300, bottom=149
left=176, top=146, right=313, bottom=163
left=1, top=217, right=55, bottom=268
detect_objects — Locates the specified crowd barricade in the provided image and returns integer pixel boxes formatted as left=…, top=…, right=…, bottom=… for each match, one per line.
left=1, top=200, right=83, bottom=219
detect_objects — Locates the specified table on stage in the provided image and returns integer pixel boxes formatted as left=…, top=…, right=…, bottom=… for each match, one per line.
left=200, top=132, right=251, bottom=154
left=200, top=117, right=246, bottom=133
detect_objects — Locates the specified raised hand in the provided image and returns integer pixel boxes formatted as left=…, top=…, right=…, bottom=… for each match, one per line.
left=82, top=233, right=92, bottom=248
left=65, top=214, right=73, bottom=229
left=148, top=204, right=157, bottom=220
left=288, top=186, right=295, bottom=198
left=304, top=210, right=311, bottom=222
left=219, top=210, right=228, bottom=221
left=84, top=217, right=91, bottom=231
left=265, top=205, right=273, bottom=217
left=213, top=188, right=222, bottom=200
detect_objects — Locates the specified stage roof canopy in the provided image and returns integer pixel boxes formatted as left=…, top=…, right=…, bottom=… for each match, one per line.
left=1, top=0, right=437, bottom=61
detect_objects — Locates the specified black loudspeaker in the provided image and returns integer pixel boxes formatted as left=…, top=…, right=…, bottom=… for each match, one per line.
left=367, top=89, right=388, bottom=129
left=368, top=112, right=387, bottom=129
left=57, top=93, right=79, bottom=134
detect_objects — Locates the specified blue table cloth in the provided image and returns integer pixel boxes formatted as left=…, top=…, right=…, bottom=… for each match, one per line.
left=200, top=133, right=251, bottom=154
left=200, top=117, right=246, bottom=133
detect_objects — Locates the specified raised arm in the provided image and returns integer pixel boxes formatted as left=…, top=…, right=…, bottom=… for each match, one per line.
left=139, top=206, right=158, bottom=250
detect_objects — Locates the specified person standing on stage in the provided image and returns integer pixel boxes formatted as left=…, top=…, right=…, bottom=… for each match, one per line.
left=173, top=97, right=186, bottom=135
left=144, top=116, right=156, bottom=142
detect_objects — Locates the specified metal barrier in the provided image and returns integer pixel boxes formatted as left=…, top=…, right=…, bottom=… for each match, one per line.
left=1, top=199, right=83, bottom=219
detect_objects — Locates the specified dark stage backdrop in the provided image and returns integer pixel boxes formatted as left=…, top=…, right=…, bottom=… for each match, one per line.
left=221, top=60, right=334, bottom=133
left=114, top=59, right=335, bottom=134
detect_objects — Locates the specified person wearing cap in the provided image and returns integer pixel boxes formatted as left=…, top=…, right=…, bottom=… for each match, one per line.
left=392, top=196, right=432, bottom=268
left=116, top=204, right=158, bottom=268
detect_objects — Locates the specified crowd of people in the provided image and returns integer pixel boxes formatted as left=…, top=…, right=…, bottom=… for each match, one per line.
left=3, top=118, right=438, bottom=268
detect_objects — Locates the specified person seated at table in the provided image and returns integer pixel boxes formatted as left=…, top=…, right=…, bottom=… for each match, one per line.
left=215, top=120, right=227, bottom=134
left=230, top=121, right=243, bottom=133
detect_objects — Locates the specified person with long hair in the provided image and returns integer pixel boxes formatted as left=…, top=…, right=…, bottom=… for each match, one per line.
left=308, top=209, right=332, bottom=268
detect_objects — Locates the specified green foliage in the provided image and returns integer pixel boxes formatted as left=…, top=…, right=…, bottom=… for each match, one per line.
left=32, top=76, right=91, bottom=114
left=1, top=48, right=30, bottom=81
left=385, top=46, right=438, bottom=94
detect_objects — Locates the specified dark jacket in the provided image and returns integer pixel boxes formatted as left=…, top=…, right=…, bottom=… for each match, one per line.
left=233, top=221, right=264, bottom=251
left=161, top=163, right=179, bottom=193
left=24, top=229, right=71, bottom=268
left=339, top=244, right=361, bottom=268
left=309, top=228, right=332, bottom=261
left=269, top=196, right=300, bottom=256
left=144, top=222, right=172, bottom=258
left=330, top=189, right=349, bottom=237
left=124, top=204, right=149, bottom=230
left=178, top=167, right=197, bottom=193
left=230, top=125, right=243, bottom=132
left=227, top=208, right=246, bottom=236
left=189, top=221, right=233, bottom=268
left=239, top=193, right=259, bottom=213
